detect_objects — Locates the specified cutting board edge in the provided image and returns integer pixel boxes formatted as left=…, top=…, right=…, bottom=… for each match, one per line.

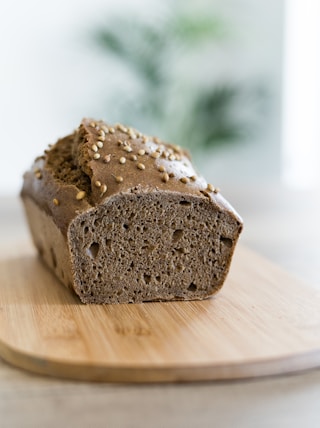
left=1, top=337, right=320, bottom=383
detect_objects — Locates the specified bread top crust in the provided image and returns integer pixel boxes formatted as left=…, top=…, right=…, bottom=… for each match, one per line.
left=21, top=118, right=243, bottom=234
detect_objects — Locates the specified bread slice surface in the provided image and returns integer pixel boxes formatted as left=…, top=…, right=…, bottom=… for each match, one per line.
left=69, top=191, right=241, bottom=303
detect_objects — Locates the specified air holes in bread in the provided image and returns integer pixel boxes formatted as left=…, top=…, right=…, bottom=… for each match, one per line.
left=220, top=237, right=233, bottom=248
left=172, top=229, right=183, bottom=242
left=87, top=242, right=100, bottom=259
left=187, top=282, right=197, bottom=292
left=143, top=274, right=151, bottom=284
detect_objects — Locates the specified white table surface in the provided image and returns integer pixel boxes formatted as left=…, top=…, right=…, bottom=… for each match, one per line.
left=1, top=184, right=320, bottom=428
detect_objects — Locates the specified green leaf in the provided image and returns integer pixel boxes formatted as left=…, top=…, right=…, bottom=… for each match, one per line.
left=96, top=30, right=127, bottom=56
left=171, top=13, right=226, bottom=43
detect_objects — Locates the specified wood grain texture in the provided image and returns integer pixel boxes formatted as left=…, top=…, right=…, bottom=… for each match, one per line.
left=0, top=245, right=320, bottom=383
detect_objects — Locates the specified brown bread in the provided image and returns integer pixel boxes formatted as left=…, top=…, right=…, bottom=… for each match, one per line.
left=21, top=119, right=243, bottom=304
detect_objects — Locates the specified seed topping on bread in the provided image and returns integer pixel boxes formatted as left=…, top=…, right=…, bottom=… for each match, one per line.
left=73, top=118, right=213, bottom=198
left=26, top=118, right=221, bottom=220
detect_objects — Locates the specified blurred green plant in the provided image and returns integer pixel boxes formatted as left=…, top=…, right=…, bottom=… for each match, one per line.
left=93, top=2, right=267, bottom=150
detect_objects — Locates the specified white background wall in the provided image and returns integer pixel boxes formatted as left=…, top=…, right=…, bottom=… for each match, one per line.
left=0, top=0, right=284, bottom=195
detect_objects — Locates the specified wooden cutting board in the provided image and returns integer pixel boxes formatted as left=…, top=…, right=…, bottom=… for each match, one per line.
left=0, top=245, right=320, bottom=383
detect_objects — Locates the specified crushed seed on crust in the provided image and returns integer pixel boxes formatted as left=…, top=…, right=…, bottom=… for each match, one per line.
left=172, top=144, right=182, bottom=153
left=180, top=177, right=190, bottom=184
left=100, top=184, right=107, bottom=194
left=116, top=124, right=127, bottom=133
left=151, top=151, right=161, bottom=159
left=137, top=163, right=145, bottom=170
left=162, top=172, right=169, bottom=183
left=76, top=190, right=86, bottom=200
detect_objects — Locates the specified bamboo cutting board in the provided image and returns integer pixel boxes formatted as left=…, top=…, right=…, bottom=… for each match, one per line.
left=0, top=245, right=320, bottom=383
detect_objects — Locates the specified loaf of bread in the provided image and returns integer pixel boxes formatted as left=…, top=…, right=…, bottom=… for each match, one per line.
left=21, top=118, right=243, bottom=304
